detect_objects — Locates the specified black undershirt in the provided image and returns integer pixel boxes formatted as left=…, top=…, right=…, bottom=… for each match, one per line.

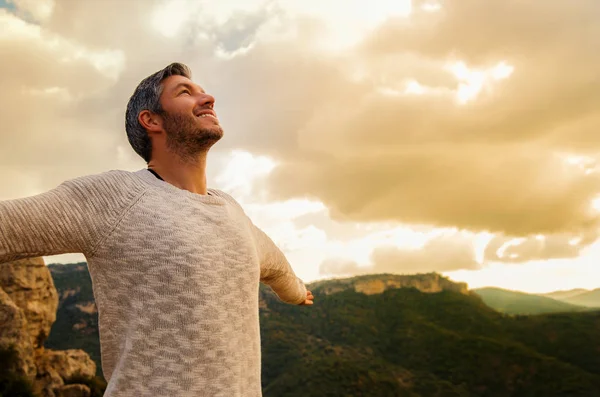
left=147, top=168, right=164, bottom=181
left=147, top=168, right=212, bottom=196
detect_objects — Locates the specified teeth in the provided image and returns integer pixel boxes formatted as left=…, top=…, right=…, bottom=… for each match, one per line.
left=199, top=114, right=216, bottom=119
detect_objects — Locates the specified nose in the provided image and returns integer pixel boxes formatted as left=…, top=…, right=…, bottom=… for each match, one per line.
left=198, top=92, right=215, bottom=109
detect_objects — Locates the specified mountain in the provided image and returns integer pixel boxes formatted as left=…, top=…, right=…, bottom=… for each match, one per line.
left=42, top=263, right=600, bottom=396
left=541, top=288, right=590, bottom=301
left=539, top=288, right=600, bottom=308
left=473, top=287, right=588, bottom=315
left=561, top=289, right=600, bottom=308
left=260, top=279, right=600, bottom=396
left=308, top=272, right=469, bottom=296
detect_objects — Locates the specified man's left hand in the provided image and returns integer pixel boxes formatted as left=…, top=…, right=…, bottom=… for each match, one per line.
left=299, top=290, right=314, bottom=306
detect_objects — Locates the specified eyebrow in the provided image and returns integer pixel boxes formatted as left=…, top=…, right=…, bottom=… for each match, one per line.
left=172, top=82, right=205, bottom=94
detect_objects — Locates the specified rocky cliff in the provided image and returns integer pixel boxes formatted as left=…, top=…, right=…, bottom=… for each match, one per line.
left=0, top=257, right=97, bottom=397
left=308, top=272, right=470, bottom=296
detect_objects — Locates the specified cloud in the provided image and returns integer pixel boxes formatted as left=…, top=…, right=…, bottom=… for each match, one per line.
left=484, top=229, right=599, bottom=263
left=2, top=0, right=600, bottom=273
left=269, top=147, right=600, bottom=236
left=0, top=0, right=220, bottom=197
left=320, top=258, right=362, bottom=276
left=7, top=0, right=53, bottom=22
left=0, top=9, right=130, bottom=197
left=320, top=231, right=480, bottom=276
left=253, top=0, right=600, bottom=237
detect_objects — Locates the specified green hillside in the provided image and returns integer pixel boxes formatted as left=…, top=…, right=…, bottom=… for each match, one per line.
left=44, top=264, right=600, bottom=396
left=473, top=287, right=587, bottom=315
left=260, top=285, right=600, bottom=396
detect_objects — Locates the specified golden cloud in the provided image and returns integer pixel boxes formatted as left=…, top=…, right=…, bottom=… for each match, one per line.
left=2, top=0, right=600, bottom=252
left=256, top=0, right=600, bottom=237
left=320, top=232, right=480, bottom=276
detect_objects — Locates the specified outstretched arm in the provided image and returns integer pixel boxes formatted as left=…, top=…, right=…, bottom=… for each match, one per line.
left=252, top=224, right=313, bottom=306
left=0, top=172, right=142, bottom=264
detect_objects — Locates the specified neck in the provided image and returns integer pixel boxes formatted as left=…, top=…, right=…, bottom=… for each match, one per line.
left=148, top=151, right=209, bottom=195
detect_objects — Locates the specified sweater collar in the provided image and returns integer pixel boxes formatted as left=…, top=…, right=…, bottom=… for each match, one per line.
left=135, top=169, right=225, bottom=205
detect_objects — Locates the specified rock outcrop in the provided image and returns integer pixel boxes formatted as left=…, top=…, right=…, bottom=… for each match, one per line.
left=0, top=257, right=96, bottom=397
left=0, top=257, right=58, bottom=347
left=0, top=287, right=36, bottom=379
left=309, top=272, right=470, bottom=296
left=34, top=348, right=95, bottom=397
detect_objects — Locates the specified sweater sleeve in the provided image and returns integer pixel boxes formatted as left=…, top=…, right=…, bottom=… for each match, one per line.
left=252, top=224, right=307, bottom=305
left=0, top=171, right=144, bottom=264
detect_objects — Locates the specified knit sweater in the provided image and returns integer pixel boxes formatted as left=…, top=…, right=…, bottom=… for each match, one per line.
left=0, top=168, right=307, bottom=397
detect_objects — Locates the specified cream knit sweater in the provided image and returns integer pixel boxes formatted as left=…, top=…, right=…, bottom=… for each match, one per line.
left=0, top=168, right=307, bottom=397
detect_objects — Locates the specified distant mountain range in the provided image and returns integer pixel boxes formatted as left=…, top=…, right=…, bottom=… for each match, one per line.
left=541, top=288, right=591, bottom=301
left=541, top=288, right=600, bottom=308
left=474, top=286, right=600, bottom=315
left=43, top=263, right=600, bottom=396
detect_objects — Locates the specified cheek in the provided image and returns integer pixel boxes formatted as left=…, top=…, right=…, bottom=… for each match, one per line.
left=163, top=97, right=196, bottom=114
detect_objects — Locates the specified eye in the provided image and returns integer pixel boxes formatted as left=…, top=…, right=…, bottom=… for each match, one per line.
left=179, top=89, right=191, bottom=95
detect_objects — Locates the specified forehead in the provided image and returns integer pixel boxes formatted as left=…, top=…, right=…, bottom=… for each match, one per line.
left=161, top=74, right=204, bottom=93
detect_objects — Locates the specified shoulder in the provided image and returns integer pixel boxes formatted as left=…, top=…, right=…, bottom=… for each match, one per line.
left=208, top=188, right=244, bottom=209
left=64, top=169, right=144, bottom=186
left=60, top=169, right=147, bottom=198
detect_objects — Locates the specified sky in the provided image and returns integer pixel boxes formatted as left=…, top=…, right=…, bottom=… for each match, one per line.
left=1, top=0, right=599, bottom=293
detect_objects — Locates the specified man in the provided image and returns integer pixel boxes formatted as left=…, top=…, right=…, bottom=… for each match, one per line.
left=0, top=62, right=313, bottom=397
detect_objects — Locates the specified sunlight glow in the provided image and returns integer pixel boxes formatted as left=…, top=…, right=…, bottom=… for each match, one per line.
left=215, top=43, right=256, bottom=60
left=555, top=152, right=600, bottom=175
left=149, top=0, right=413, bottom=52
left=566, top=155, right=592, bottom=165
left=151, top=0, right=190, bottom=38
left=247, top=199, right=326, bottom=220
left=496, top=237, right=526, bottom=258
left=421, top=2, right=442, bottom=12
left=214, top=150, right=277, bottom=200
left=490, top=62, right=514, bottom=80
left=591, top=197, right=600, bottom=213
left=378, top=79, right=452, bottom=98
left=473, top=232, right=495, bottom=264
left=279, top=0, right=412, bottom=50
left=446, top=60, right=514, bottom=104
left=405, top=80, right=427, bottom=95
left=569, top=237, right=583, bottom=246
left=446, top=251, right=600, bottom=293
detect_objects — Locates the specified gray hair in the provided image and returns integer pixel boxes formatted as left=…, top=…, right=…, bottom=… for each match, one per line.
left=125, top=62, right=192, bottom=163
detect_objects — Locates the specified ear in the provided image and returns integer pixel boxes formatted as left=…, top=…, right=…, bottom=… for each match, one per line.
left=138, top=110, right=163, bottom=133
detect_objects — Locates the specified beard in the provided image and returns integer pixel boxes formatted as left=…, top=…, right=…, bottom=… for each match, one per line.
left=162, top=112, right=224, bottom=162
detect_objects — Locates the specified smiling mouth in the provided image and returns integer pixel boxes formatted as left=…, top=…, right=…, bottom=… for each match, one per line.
left=197, top=113, right=218, bottom=120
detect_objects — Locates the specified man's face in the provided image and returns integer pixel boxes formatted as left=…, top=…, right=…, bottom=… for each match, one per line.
left=157, top=75, right=224, bottom=159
